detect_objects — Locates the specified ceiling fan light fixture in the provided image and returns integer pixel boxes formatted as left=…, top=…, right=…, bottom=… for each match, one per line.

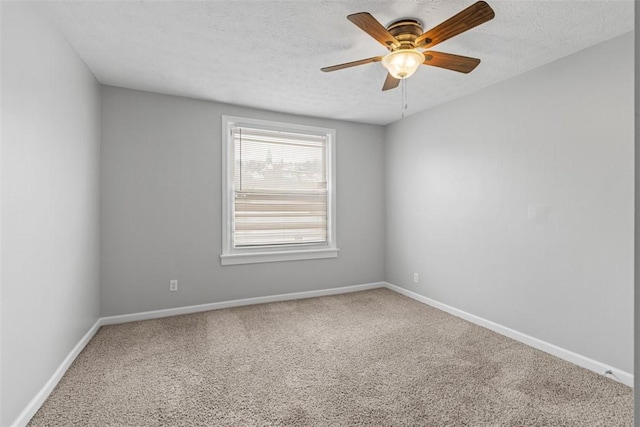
left=382, top=49, right=425, bottom=79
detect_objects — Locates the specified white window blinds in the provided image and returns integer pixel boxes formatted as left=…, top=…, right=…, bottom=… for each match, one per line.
left=232, top=126, right=328, bottom=247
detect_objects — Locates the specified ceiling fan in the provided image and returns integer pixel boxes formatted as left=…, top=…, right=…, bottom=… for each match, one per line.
left=321, top=1, right=495, bottom=91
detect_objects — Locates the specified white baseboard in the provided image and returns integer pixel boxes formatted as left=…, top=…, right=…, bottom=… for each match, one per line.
left=13, top=280, right=632, bottom=427
left=101, top=282, right=386, bottom=325
left=12, top=282, right=386, bottom=426
left=11, top=319, right=102, bottom=427
left=383, top=282, right=633, bottom=388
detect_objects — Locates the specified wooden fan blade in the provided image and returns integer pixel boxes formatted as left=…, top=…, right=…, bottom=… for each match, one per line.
left=347, top=12, right=400, bottom=49
left=415, top=1, right=495, bottom=49
left=382, top=73, right=400, bottom=91
left=321, top=56, right=383, bottom=72
left=423, top=51, right=481, bottom=73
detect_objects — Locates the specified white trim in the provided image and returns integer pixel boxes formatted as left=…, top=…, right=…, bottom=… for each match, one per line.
left=220, top=115, right=338, bottom=265
left=10, top=319, right=102, bottom=427
left=383, top=282, right=634, bottom=388
left=220, top=247, right=339, bottom=265
left=13, top=280, right=633, bottom=427
left=101, top=282, right=384, bottom=325
left=12, top=282, right=385, bottom=425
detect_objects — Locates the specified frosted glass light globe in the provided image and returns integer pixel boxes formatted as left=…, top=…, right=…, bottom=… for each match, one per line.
left=381, top=49, right=425, bottom=79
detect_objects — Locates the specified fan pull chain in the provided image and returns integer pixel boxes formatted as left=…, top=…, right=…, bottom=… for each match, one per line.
left=401, top=78, right=408, bottom=119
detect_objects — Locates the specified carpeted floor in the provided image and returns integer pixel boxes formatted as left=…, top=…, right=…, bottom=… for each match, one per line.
left=29, top=288, right=632, bottom=426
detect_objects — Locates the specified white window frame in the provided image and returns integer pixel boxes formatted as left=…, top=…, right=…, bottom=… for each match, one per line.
left=220, top=115, right=338, bottom=266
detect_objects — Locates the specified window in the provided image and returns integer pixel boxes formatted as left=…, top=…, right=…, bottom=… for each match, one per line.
left=221, top=116, right=338, bottom=265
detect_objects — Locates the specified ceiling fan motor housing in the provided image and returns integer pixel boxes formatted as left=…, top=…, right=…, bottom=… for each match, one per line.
left=386, top=19, right=429, bottom=49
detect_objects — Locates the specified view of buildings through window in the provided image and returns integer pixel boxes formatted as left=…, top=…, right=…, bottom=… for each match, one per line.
left=232, top=127, right=328, bottom=247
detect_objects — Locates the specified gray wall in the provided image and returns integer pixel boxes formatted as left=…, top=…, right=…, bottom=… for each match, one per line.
left=100, top=86, right=385, bottom=316
left=634, top=3, right=639, bottom=422
left=0, top=3, right=101, bottom=426
left=385, top=33, right=634, bottom=373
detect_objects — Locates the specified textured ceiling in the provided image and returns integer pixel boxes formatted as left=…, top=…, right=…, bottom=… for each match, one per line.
left=35, top=0, right=633, bottom=125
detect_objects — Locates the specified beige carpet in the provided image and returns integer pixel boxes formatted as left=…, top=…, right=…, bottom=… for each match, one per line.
left=29, top=288, right=632, bottom=426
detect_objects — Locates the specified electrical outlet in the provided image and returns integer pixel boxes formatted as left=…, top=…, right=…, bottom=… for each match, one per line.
left=169, top=280, right=178, bottom=292
left=413, top=273, right=419, bottom=283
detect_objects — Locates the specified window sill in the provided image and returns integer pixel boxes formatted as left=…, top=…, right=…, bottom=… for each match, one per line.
left=220, top=247, right=339, bottom=266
